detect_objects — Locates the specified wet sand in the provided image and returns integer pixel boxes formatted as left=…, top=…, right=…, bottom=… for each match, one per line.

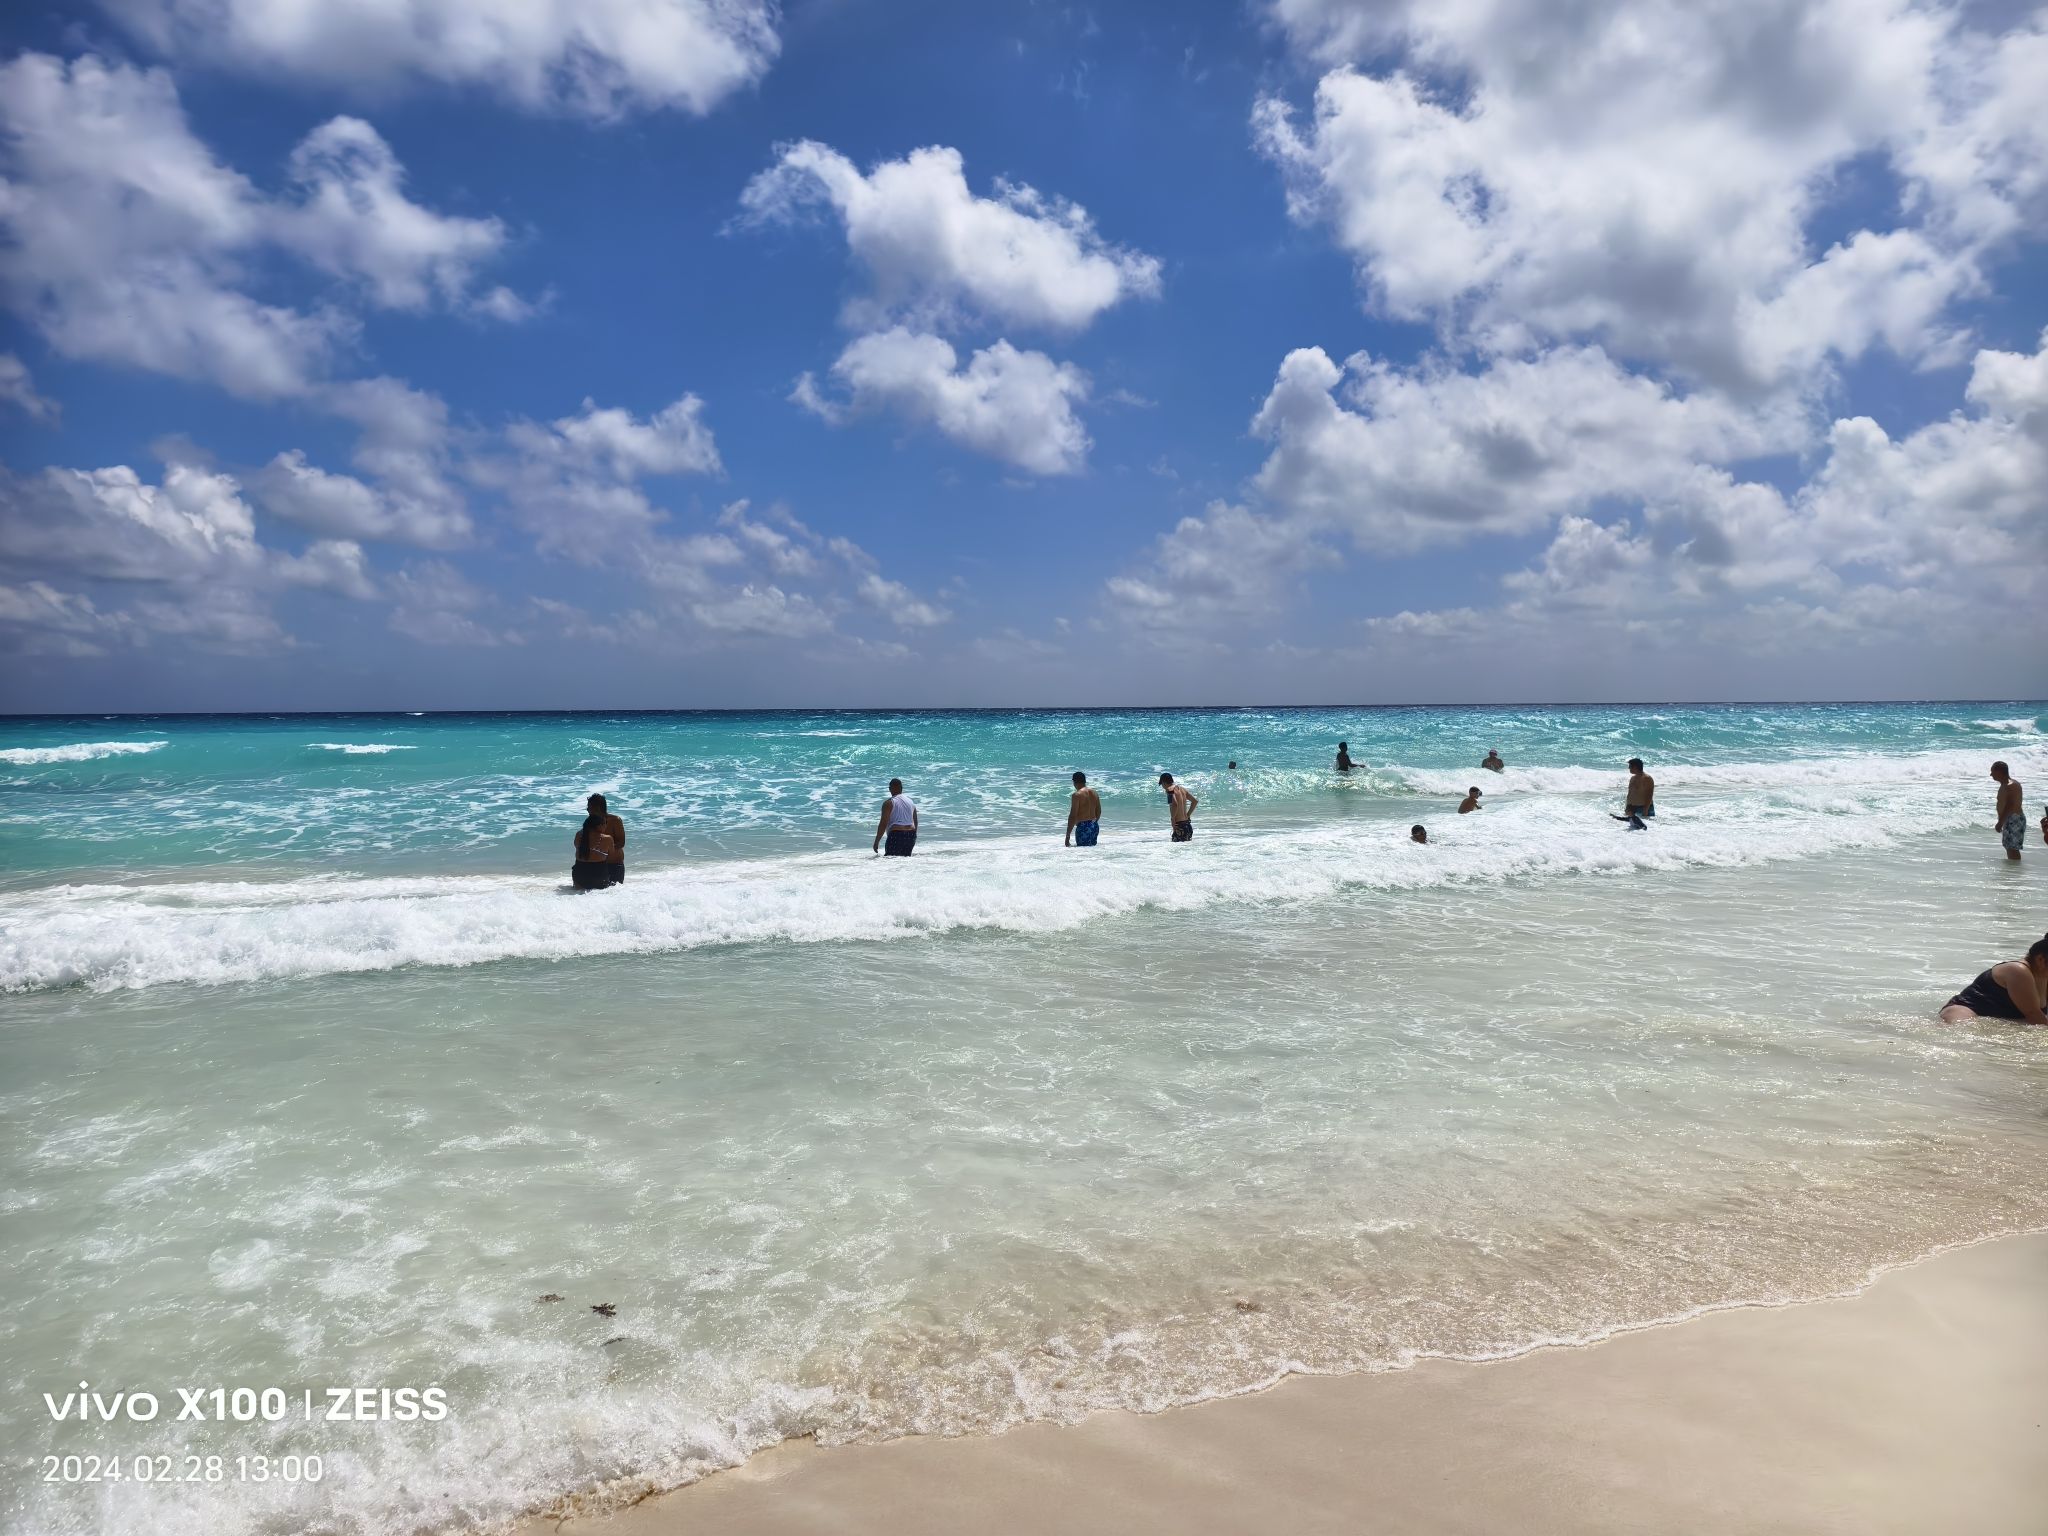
left=523, top=1230, right=2048, bottom=1536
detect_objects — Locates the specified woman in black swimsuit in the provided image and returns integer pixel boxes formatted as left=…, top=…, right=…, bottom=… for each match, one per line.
left=1941, top=934, right=2048, bottom=1024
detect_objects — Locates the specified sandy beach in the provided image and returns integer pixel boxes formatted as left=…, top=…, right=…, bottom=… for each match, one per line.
left=524, top=1231, right=2048, bottom=1536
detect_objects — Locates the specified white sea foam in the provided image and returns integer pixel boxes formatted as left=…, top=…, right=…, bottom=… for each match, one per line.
left=0, top=739, right=167, bottom=765
left=3, top=747, right=2030, bottom=993
left=308, top=743, right=416, bottom=754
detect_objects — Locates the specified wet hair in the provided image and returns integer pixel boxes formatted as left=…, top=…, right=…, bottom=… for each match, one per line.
left=1227, top=761, right=1237, bottom=770
left=1072, top=771, right=1087, bottom=786
left=1627, top=758, right=1644, bottom=771
left=586, top=793, right=607, bottom=813
left=1158, top=772, right=1174, bottom=786
left=2030, top=934, right=2048, bottom=964
left=1337, top=741, right=1348, bottom=750
left=1410, top=824, right=1426, bottom=839
left=889, top=778, right=903, bottom=794
left=1468, top=786, right=1481, bottom=796
left=1992, top=760, right=2009, bottom=775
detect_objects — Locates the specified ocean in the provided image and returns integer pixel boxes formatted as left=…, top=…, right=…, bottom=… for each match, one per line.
left=3, top=703, right=2046, bottom=1536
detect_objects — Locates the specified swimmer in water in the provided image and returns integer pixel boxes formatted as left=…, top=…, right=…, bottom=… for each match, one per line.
left=1940, top=934, right=2048, bottom=1024
left=1457, top=786, right=1482, bottom=814
left=1335, top=741, right=1357, bottom=772
left=1990, top=760, right=2025, bottom=861
left=1481, top=749, right=1504, bottom=772
left=1410, top=825, right=1428, bottom=844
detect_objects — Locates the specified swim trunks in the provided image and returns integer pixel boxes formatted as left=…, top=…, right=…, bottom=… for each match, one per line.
left=1947, top=968, right=2026, bottom=1021
left=2000, top=812, right=2026, bottom=852
left=1073, top=819, right=1099, bottom=847
left=884, top=828, right=917, bottom=857
left=1627, top=804, right=1656, bottom=818
left=1171, top=820, right=1194, bottom=843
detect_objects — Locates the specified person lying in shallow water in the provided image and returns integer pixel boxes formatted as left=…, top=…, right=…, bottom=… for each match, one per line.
left=1940, top=934, right=2048, bottom=1024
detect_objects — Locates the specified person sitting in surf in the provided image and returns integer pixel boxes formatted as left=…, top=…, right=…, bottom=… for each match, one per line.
left=571, top=794, right=625, bottom=890
left=1410, top=825, right=1428, bottom=844
left=1457, top=786, right=1482, bottom=814
left=1065, top=770, right=1102, bottom=847
left=1940, top=935, right=2048, bottom=1025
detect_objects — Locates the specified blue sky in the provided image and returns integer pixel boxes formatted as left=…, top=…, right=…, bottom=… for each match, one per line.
left=1, top=0, right=2044, bottom=710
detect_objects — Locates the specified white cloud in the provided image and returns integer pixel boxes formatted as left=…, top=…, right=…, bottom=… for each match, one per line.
left=688, top=583, right=832, bottom=638
left=1256, top=0, right=2045, bottom=390
left=104, top=0, right=781, bottom=119
left=1107, top=500, right=1338, bottom=630
left=0, top=53, right=519, bottom=399
left=0, top=581, right=132, bottom=656
left=386, top=558, right=521, bottom=646
left=274, top=116, right=510, bottom=313
left=487, top=392, right=722, bottom=556
left=0, top=454, right=378, bottom=654
left=0, top=354, right=58, bottom=422
left=518, top=395, right=723, bottom=479
left=740, top=141, right=1159, bottom=333
left=798, top=328, right=1091, bottom=475
left=1247, top=344, right=1797, bottom=550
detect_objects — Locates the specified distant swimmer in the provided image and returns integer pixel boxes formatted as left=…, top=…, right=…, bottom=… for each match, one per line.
left=1481, top=749, right=1504, bottom=772
left=1410, top=825, right=1428, bottom=844
left=1623, top=758, right=1655, bottom=821
left=1940, top=934, right=2048, bottom=1024
left=1066, top=771, right=1102, bottom=847
left=1159, top=772, right=1198, bottom=842
left=1227, top=760, right=1237, bottom=771
left=571, top=793, right=625, bottom=890
left=1335, top=741, right=1357, bottom=772
left=1990, top=760, right=2025, bottom=861
left=873, top=778, right=918, bottom=857
left=1457, top=786, right=1482, bottom=814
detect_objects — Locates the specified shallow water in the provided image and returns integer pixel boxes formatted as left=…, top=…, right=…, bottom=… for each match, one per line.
left=2, top=704, right=2045, bottom=1535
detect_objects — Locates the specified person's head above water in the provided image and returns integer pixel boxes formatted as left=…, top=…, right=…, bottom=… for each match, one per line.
left=1991, top=760, right=2010, bottom=781
left=1158, top=772, right=1175, bottom=788
left=1410, top=825, right=1427, bottom=843
left=1468, top=786, right=1481, bottom=797
left=889, top=778, right=904, bottom=795
left=1627, top=758, right=1644, bottom=772
left=1337, top=741, right=1348, bottom=751
left=1072, top=771, right=1087, bottom=787
left=586, top=793, right=607, bottom=815
left=1227, top=760, right=1237, bottom=770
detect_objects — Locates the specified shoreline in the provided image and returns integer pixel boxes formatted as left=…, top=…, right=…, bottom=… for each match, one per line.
left=516, top=1229, right=2048, bottom=1536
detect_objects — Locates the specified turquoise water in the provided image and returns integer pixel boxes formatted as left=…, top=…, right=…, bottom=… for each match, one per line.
left=3, top=704, right=2047, bottom=1535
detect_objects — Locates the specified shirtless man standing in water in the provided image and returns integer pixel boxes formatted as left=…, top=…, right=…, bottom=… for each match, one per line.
left=1624, top=758, right=1655, bottom=820
left=1065, top=771, right=1102, bottom=847
left=1991, top=761, right=2025, bottom=861
left=1159, top=773, right=1198, bottom=842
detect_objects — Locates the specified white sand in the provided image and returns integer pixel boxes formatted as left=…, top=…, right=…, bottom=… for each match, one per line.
left=525, top=1231, right=2048, bottom=1536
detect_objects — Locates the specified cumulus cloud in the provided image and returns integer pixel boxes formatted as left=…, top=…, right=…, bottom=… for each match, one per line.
left=740, top=141, right=1159, bottom=333
left=103, top=0, right=781, bottom=119
left=796, top=328, right=1091, bottom=475
left=1108, top=500, right=1339, bottom=631
left=0, top=453, right=378, bottom=654
left=1256, top=0, right=2044, bottom=390
left=0, top=53, right=520, bottom=398
left=1247, top=343, right=1801, bottom=550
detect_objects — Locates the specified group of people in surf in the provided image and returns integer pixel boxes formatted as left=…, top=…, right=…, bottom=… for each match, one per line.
left=566, top=755, right=2046, bottom=1026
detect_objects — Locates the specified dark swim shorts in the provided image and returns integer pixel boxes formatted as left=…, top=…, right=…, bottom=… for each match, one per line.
left=1171, top=820, right=1194, bottom=843
left=1073, top=818, right=1099, bottom=846
left=884, top=828, right=917, bottom=857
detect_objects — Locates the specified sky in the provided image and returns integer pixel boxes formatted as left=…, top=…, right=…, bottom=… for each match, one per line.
left=0, top=0, right=2044, bottom=712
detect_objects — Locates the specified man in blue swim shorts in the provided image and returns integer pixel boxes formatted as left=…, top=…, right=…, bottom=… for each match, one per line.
left=1065, top=771, right=1101, bottom=847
